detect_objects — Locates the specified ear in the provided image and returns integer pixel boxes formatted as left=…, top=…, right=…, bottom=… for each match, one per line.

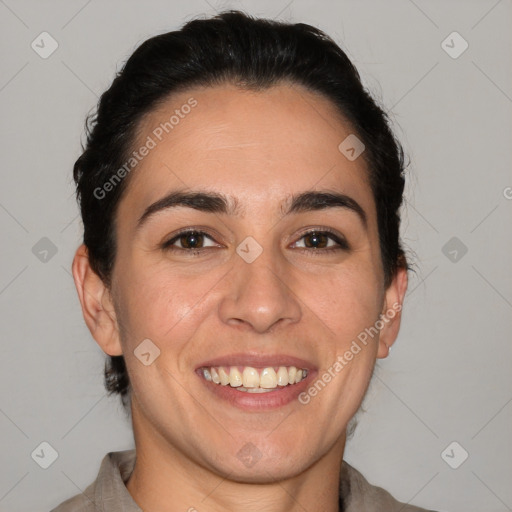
left=377, top=265, right=408, bottom=359
left=71, top=244, right=123, bottom=356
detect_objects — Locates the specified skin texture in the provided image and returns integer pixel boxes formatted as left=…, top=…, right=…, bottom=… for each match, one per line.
left=72, top=82, right=408, bottom=512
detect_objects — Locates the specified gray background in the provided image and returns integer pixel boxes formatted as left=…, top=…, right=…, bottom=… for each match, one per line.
left=0, top=0, right=511, bottom=511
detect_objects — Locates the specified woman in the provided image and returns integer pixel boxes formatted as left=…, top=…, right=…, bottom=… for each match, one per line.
left=53, top=10, right=439, bottom=512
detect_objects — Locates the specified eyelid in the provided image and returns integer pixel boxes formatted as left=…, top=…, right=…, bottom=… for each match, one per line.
left=289, top=227, right=350, bottom=251
left=162, top=227, right=223, bottom=249
left=162, top=227, right=349, bottom=253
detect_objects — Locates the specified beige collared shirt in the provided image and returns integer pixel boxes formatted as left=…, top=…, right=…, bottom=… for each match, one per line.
left=50, top=450, right=438, bottom=511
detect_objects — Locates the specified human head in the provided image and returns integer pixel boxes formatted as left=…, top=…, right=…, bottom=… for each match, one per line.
left=72, top=11, right=409, bottom=411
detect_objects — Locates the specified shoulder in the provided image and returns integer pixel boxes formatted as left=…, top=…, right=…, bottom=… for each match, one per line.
left=341, top=461, right=440, bottom=512
left=49, top=450, right=138, bottom=512
left=49, top=481, right=95, bottom=512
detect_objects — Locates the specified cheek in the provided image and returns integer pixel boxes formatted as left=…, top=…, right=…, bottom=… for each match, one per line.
left=305, top=264, right=383, bottom=340
left=113, top=257, right=224, bottom=351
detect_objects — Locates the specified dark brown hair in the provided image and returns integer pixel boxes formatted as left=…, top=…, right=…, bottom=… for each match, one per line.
left=73, top=10, right=410, bottom=410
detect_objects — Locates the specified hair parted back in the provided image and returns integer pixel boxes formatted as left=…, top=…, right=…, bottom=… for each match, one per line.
left=73, top=10, right=410, bottom=411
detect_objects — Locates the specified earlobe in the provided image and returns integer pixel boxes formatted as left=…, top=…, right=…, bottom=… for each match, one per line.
left=71, top=244, right=123, bottom=356
left=377, top=265, right=408, bottom=359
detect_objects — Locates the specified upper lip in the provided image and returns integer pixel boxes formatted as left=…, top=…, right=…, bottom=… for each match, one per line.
left=196, top=352, right=317, bottom=371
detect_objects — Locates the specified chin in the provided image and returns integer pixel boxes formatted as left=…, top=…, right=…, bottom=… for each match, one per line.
left=217, top=460, right=304, bottom=484
left=204, top=442, right=313, bottom=484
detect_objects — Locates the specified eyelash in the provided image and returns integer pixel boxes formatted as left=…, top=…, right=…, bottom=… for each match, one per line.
left=161, top=228, right=350, bottom=256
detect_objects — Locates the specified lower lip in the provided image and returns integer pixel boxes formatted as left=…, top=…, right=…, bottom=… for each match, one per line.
left=196, top=370, right=316, bottom=411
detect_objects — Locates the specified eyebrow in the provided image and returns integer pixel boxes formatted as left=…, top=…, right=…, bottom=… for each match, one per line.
left=136, top=189, right=367, bottom=231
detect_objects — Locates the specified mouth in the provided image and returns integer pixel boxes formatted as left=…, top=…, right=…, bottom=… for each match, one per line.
left=195, top=353, right=317, bottom=410
left=198, top=365, right=308, bottom=392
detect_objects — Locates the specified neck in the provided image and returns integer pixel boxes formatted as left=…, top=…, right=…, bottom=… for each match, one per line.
left=125, top=403, right=346, bottom=512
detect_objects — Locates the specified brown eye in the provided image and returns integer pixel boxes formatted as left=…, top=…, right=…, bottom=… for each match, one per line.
left=178, top=231, right=204, bottom=249
left=303, top=232, right=329, bottom=249
left=162, top=230, right=218, bottom=252
left=293, top=230, right=349, bottom=252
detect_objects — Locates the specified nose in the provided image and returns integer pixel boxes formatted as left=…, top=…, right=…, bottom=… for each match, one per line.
left=218, top=248, right=302, bottom=334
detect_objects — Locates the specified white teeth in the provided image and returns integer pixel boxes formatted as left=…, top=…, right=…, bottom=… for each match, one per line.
left=201, top=365, right=308, bottom=389
left=242, top=367, right=259, bottom=388
left=260, top=367, right=277, bottom=388
left=277, top=366, right=289, bottom=386
left=238, top=386, right=274, bottom=393
left=229, top=367, right=243, bottom=387
left=210, top=367, right=220, bottom=384
left=218, top=366, right=230, bottom=385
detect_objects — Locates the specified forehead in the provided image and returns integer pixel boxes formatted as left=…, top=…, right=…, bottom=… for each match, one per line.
left=119, top=82, right=375, bottom=222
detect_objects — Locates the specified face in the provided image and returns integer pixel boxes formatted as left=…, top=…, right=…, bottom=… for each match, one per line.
left=74, top=82, right=407, bottom=482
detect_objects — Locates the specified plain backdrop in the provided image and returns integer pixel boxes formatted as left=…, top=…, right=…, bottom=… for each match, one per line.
left=0, top=1, right=511, bottom=511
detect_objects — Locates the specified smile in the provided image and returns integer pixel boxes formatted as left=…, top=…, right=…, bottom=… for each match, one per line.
left=200, top=365, right=308, bottom=392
